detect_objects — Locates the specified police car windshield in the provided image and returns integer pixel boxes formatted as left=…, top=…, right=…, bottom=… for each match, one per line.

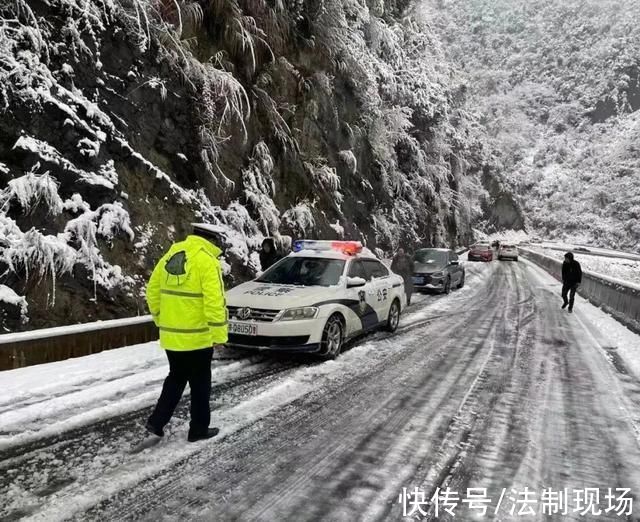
left=414, top=249, right=447, bottom=268
left=257, top=257, right=346, bottom=287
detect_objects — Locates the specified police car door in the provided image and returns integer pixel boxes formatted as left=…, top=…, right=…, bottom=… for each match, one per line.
left=362, top=259, right=392, bottom=323
left=346, top=259, right=380, bottom=332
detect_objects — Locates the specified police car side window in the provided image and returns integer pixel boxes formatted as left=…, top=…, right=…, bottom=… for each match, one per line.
left=363, top=260, right=389, bottom=280
left=348, top=260, right=369, bottom=280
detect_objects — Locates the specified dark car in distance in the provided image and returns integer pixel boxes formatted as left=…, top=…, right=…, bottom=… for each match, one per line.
left=412, top=248, right=465, bottom=294
left=468, top=244, right=493, bottom=262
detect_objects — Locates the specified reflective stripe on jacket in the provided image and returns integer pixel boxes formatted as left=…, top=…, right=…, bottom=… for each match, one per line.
left=146, top=235, right=228, bottom=350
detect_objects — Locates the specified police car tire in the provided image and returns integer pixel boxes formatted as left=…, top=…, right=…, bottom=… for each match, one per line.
left=443, top=277, right=451, bottom=295
left=458, top=272, right=465, bottom=289
left=385, top=299, right=401, bottom=333
left=320, top=315, right=343, bottom=360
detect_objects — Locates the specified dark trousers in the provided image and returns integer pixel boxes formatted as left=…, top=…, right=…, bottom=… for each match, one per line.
left=404, top=280, right=413, bottom=305
left=148, top=347, right=213, bottom=435
left=562, top=283, right=577, bottom=309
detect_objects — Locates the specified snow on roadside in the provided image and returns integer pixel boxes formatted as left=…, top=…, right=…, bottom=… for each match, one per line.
left=533, top=246, right=640, bottom=286
left=0, top=344, right=267, bottom=452
left=478, top=229, right=530, bottom=244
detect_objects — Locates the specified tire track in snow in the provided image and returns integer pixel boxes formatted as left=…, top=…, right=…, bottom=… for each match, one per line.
left=422, top=260, right=640, bottom=522
left=0, top=358, right=308, bottom=520
left=85, top=264, right=503, bottom=521
left=380, top=261, right=532, bottom=521
left=1, top=261, right=497, bottom=521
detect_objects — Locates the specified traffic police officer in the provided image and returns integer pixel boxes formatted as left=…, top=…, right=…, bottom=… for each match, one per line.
left=145, top=223, right=228, bottom=442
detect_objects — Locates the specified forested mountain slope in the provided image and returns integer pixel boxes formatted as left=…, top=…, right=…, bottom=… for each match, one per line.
left=426, top=0, right=640, bottom=249
left=0, top=0, right=489, bottom=330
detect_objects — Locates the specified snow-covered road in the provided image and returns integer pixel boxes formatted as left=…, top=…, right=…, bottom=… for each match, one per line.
left=3, top=259, right=640, bottom=521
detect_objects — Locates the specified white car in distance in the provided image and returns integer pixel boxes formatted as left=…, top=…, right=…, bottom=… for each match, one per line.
left=225, top=240, right=407, bottom=359
left=498, top=243, right=519, bottom=261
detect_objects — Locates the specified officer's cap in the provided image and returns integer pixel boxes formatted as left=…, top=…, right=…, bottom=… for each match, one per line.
left=192, top=223, right=227, bottom=246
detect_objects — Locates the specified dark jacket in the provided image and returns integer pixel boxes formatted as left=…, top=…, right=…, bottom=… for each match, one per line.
left=391, top=252, right=414, bottom=282
left=259, top=238, right=280, bottom=271
left=562, top=259, right=582, bottom=286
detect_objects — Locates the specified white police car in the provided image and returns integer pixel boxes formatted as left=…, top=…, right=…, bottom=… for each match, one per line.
left=225, top=240, right=407, bottom=358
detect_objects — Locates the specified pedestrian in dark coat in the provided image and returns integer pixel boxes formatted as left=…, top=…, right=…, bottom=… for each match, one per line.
left=561, top=252, right=582, bottom=313
left=259, top=237, right=280, bottom=271
left=391, top=247, right=414, bottom=305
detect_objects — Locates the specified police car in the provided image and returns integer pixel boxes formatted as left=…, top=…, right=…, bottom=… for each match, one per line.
left=225, top=240, right=407, bottom=359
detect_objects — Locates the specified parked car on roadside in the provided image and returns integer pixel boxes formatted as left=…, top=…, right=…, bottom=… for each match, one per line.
left=468, top=244, right=493, bottom=262
left=412, top=248, right=465, bottom=294
left=498, top=244, right=519, bottom=261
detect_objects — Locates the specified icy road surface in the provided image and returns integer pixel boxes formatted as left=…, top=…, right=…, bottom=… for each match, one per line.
left=2, top=258, right=640, bottom=521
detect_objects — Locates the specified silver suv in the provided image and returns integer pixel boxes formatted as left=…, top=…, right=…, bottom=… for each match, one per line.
left=412, top=248, right=465, bottom=294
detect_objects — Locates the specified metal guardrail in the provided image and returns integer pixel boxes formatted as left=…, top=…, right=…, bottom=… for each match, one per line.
left=535, top=244, right=640, bottom=262
left=520, top=247, right=640, bottom=334
left=0, top=316, right=158, bottom=371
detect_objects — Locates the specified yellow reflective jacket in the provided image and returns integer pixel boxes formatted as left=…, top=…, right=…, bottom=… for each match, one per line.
left=146, top=235, right=228, bottom=350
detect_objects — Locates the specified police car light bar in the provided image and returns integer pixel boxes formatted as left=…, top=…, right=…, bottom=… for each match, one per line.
left=293, top=240, right=363, bottom=255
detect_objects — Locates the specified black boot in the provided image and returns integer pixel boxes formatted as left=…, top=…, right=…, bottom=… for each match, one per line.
left=188, top=427, right=220, bottom=442
left=561, top=302, right=568, bottom=309
left=145, top=421, right=164, bottom=437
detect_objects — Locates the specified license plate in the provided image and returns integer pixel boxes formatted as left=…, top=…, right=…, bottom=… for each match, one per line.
left=412, top=276, right=425, bottom=284
left=229, top=321, right=258, bottom=336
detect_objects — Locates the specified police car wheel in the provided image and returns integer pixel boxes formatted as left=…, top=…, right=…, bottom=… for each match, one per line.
left=443, top=277, right=451, bottom=294
left=385, top=299, right=401, bottom=332
left=320, top=315, right=343, bottom=359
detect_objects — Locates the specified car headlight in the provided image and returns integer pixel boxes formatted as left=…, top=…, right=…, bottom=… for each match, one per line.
left=432, top=271, right=445, bottom=278
left=278, top=307, right=319, bottom=321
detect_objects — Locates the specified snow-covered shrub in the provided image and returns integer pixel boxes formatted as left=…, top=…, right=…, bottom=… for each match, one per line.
left=282, top=201, right=316, bottom=237
left=242, top=142, right=280, bottom=235
left=338, top=150, right=357, bottom=175
left=329, top=220, right=345, bottom=237
left=63, top=203, right=136, bottom=298
left=253, top=84, right=298, bottom=153
left=0, top=168, right=63, bottom=215
left=12, top=137, right=115, bottom=190
left=0, top=284, right=29, bottom=324
left=195, top=62, right=250, bottom=135
left=304, top=160, right=341, bottom=192
left=0, top=218, right=77, bottom=305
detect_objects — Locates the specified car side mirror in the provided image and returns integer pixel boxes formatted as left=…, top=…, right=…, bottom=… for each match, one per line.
left=450, top=260, right=459, bottom=266
left=347, top=276, right=367, bottom=288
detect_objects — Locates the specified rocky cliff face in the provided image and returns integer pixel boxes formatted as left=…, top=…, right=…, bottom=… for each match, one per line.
left=0, top=0, right=488, bottom=331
